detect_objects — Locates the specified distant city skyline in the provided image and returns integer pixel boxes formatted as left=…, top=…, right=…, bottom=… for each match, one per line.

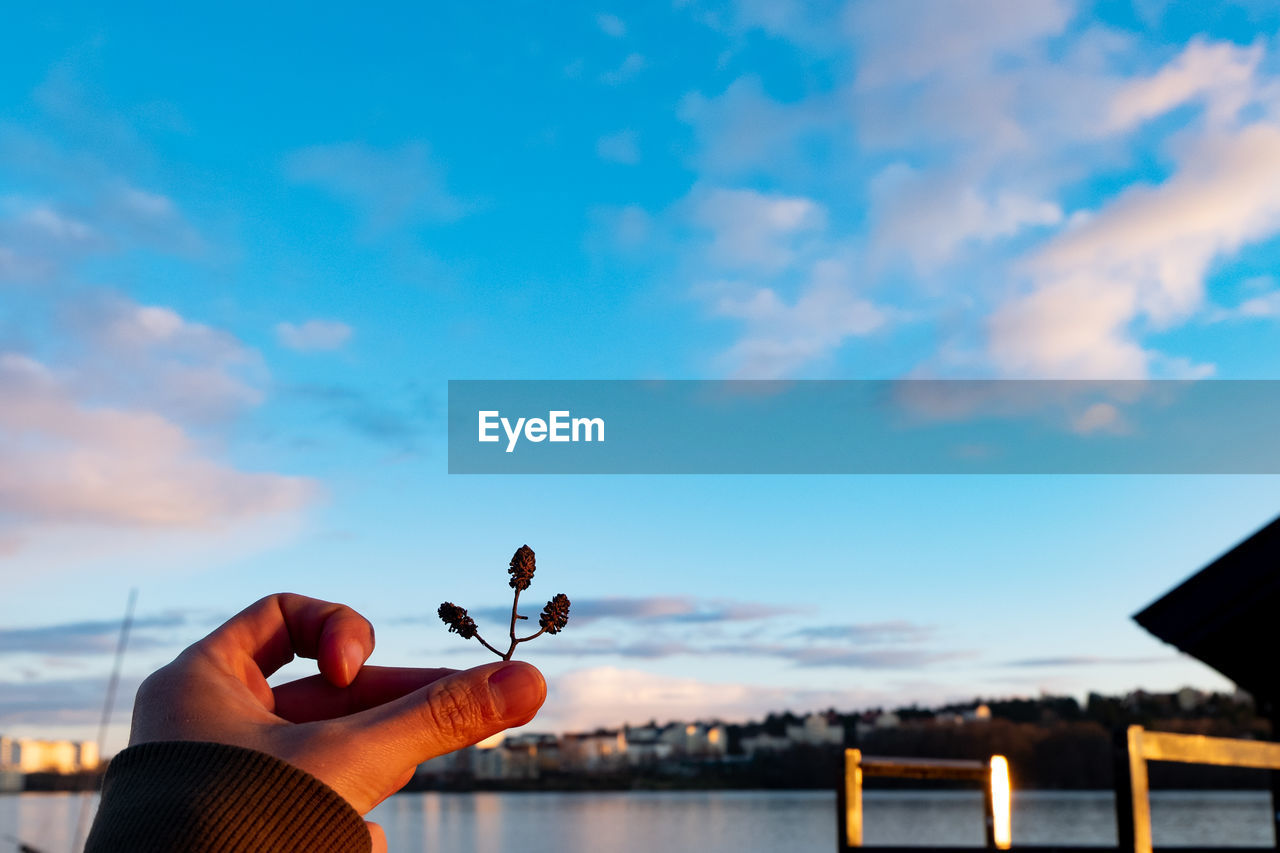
left=4, top=0, right=1280, bottom=757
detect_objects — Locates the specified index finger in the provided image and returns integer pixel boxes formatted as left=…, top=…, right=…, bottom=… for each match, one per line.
left=196, top=593, right=375, bottom=692
left=272, top=665, right=458, bottom=722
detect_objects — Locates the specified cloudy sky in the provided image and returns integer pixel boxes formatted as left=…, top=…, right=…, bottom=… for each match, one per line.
left=3, top=0, right=1280, bottom=753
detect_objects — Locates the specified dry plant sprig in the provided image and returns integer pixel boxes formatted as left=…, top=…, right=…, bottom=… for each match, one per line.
left=438, top=544, right=570, bottom=660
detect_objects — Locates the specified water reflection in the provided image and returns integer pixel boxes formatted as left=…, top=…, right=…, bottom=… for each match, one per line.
left=1, top=789, right=1273, bottom=852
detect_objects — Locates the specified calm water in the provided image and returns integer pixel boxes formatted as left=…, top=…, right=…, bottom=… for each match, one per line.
left=1, top=789, right=1273, bottom=851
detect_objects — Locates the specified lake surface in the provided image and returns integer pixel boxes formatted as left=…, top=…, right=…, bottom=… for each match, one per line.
left=2, top=789, right=1273, bottom=851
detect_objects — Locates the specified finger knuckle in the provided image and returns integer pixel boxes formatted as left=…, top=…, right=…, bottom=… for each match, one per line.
left=421, top=680, right=485, bottom=739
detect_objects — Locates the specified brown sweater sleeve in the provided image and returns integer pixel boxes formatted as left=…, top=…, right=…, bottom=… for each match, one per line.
left=84, top=741, right=372, bottom=853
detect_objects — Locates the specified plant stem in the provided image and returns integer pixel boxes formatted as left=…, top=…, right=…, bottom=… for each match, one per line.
left=504, top=587, right=525, bottom=660
left=473, top=633, right=506, bottom=659
left=515, top=627, right=548, bottom=644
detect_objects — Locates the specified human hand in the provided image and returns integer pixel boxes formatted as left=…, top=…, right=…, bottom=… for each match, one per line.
left=129, top=593, right=546, bottom=852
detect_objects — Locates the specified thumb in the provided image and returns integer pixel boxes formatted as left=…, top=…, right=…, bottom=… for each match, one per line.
left=349, top=660, right=545, bottom=765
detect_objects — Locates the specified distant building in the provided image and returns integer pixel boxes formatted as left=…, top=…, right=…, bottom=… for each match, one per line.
left=0, top=736, right=99, bottom=774
left=740, top=732, right=791, bottom=756
left=471, top=739, right=542, bottom=781
left=624, top=725, right=675, bottom=767
left=561, top=729, right=627, bottom=772
left=506, top=732, right=561, bottom=776
left=852, top=710, right=900, bottom=740
left=656, top=723, right=726, bottom=759
left=785, top=713, right=844, bottom=746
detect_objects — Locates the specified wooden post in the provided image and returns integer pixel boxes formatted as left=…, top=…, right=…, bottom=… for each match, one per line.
left=840, top=748, right=863, bottom=849
left=1114, top=725, right=1152, bottom=853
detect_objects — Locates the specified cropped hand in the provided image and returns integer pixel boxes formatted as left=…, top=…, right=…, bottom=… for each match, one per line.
left=129, top=593, right=546, bottom=851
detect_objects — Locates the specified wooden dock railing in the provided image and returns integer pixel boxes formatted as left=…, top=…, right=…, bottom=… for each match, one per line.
left=1115, top=725, right=1280, bottom=853
left=838, top=749, right=1011, bottom=850
left=836, top=727, right=1280, bottom=851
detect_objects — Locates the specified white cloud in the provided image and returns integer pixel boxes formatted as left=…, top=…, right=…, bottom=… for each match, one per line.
left=275, top=319, right=354, bottom=352
left=20, top=205, right=95, bottom=242
left=284, top=141, right=467, bottom=231
left=721, top=0, right=842, bottom=48
left=664, top=8, right=1280, bottom=379
left=675, top=185, right=893, bottom=376
left=596, top=13, right=626, bottom=37
left=1108, top=38, right=1262, bottom=132
left=1207, top=286, right=1280, bottom=322
left=989, top=275, right=1147, bottom=377
left=0, top=352, right=315, bottom=528
left=541, top=666, right=898, bottom=732
left=0, top=197, right=108, bottom=262
left=991, top=124, right=1280, bottom=376
left=0, top=70, right=317, bottom=558
left=678, top=76, right=838, bottom=176
left=116, top=186, right=175, bottom=219
left=1234, top=291, right=1280, bottom=318
left=688, top=187, right=826, bottom=273
left=846, top=0, right=1074, bottom=89
left=61, top=294, right=263, bottom=423
left=870, top=163, right=1063, bottom=268
left=706, top=260, right=887, bottom=378
left=596, top=129, right=640, bottom=165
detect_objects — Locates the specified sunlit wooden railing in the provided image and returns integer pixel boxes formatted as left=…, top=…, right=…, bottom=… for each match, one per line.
left=838, top=749, right=1012, bottom=850
left=1115, top=725, right=1280, bottom=853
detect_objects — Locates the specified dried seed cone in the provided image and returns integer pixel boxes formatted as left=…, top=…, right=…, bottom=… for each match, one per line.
left=508, top=544, right=536, bottom=591
left=539, top=593, right=571, bottom=634
left=438, top=602, right=478, bottom=639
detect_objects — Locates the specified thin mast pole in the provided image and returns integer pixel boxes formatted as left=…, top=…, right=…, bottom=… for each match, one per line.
left=70, top=588, right=137, bottom=853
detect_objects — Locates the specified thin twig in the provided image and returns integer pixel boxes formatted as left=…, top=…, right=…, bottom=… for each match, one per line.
left=473, top=633, right=506, bottom=659
left=515, top=627, right=548, bottom=645
left=506, top=587, right=524, bottom=660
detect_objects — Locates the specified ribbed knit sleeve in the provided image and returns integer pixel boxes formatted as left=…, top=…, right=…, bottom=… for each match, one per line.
left=84, top=741, right=372, bottom=853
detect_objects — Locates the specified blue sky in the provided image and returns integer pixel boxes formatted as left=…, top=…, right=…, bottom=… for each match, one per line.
left=2, top=0, right=1280, bottom=753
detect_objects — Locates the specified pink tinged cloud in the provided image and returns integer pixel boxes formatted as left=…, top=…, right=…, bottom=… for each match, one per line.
left=66, top=297, right=264, bottom=423
left=543, top=666, right=893, bottom=732
left=870, top=163, right=1063, bottom=268
left=990, top=123, right=1280, bottom=377
left=846, top=0, right=1074, bottom=89
left=1107, top=38, right=1262, bottom=133
left=0, top=353, right=316, bottom=527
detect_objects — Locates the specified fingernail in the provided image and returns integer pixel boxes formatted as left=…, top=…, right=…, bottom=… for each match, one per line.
left=488, top=662, right=546, bottom=721
left=341, top=639, right=366, bottom=683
